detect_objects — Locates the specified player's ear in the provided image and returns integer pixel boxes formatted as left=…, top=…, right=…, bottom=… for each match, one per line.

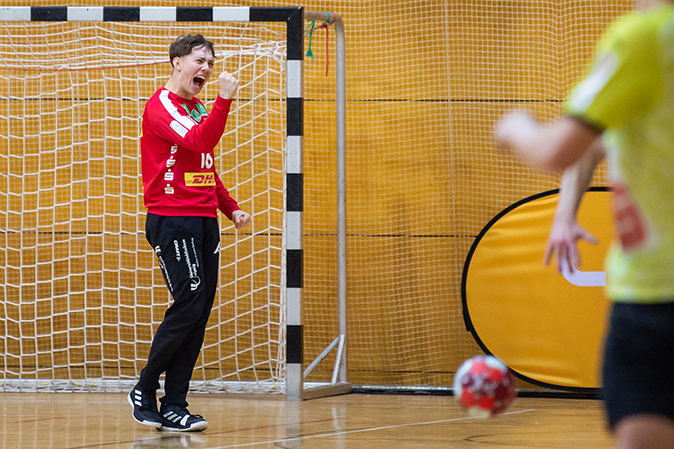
left=172, top=56, right=182, bottom=70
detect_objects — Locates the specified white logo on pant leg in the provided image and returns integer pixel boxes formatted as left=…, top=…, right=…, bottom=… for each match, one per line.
left=190, top=238, right=199, bottom=268
left=174, top=240, right=181, bottom=261
left=153, top=245, right=174, bottom=292
left=190, top=276, right=201, bottom=291
left=181, top=239, right=201, bottom=291
left=214, top=242, right=220, bottom=254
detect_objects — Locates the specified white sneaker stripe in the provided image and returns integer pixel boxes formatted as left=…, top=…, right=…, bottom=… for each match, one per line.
left=164, top=411, right=183, bottom=423
left=133, top=390, right=143, bottom=407
left=180, top=415, right=189, bottom=426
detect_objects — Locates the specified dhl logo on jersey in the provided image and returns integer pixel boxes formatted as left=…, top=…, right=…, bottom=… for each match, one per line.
left=185, top=172, right=216, bottom=186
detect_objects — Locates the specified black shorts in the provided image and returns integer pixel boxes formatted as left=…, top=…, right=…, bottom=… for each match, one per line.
left=603, top=302, right=674, bottom=428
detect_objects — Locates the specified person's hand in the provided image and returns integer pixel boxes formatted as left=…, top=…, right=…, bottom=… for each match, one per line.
left=218, top=71, right=239, bottom=100
left=544, top=219, right=598, bottom=273
left=232, top=210, right=251, bottom=229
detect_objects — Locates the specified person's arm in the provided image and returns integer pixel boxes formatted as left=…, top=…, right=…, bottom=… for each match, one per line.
left=180, top=71, right=239, bottom=152
left=148, top=72, right=239, bottom=154
left=147, top=96, right=231, bottom=153
left=544, top=142, right=605, bottom=273
left=494, top=113, right=601, bottom=173
left=214, top=172, right=251, bottom=229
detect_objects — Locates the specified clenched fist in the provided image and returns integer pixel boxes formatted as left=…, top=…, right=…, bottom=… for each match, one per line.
left=218, top=71, right=239, bottom=100
left=231, top=210, right=251, bottom=230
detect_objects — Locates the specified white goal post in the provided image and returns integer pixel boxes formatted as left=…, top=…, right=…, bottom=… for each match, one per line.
left=0, top=6, right=348, bottom=401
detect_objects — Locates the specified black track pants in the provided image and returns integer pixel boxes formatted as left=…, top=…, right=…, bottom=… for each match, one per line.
left=138, top=213, right=221, bottom=407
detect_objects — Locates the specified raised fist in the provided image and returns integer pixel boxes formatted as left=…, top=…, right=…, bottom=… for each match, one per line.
left=218, top=71, right=239, bottom=100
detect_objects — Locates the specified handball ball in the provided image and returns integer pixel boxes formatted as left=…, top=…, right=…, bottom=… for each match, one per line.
left=453, top=355, right=517, bottom=418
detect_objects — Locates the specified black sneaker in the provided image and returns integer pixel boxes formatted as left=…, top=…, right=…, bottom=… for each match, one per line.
left=159, top=404, right=209, bottom=432
left=128, top=385, right=162, bottom=428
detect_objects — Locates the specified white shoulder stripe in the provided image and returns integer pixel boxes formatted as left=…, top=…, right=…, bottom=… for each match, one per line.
left=159, top=89, right=196, bottom=131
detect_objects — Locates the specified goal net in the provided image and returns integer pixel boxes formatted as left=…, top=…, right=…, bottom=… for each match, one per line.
left=0, top=19, right=289, bottom=393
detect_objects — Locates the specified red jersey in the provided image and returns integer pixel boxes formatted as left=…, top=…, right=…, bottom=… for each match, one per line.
left=141, top=88, right=240, bottom=219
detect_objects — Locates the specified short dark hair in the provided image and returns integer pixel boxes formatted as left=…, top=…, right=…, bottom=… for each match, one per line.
left=169, top=34, right=215, bottom=67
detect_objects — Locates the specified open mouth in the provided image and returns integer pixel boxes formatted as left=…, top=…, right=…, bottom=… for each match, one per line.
left=193, top=76, right=206, bottom=89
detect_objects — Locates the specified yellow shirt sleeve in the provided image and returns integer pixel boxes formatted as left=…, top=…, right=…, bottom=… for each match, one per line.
left=565, top=12, right=661, bottom=130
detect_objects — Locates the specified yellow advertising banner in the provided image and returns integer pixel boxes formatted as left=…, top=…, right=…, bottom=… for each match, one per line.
left=462, top=188, right=614, bottom=391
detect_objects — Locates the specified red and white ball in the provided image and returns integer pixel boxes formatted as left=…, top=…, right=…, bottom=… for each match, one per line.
left=453, top=355, right=517, bottom=418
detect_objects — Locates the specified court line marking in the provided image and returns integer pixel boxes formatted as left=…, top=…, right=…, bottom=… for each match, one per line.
left=209, top=408, right=537, bottom=448
left=10, top=416, right=68, bottom=424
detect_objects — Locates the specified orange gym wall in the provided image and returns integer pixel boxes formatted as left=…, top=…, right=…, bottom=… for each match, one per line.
left=1, top=1, right=632, bottom=389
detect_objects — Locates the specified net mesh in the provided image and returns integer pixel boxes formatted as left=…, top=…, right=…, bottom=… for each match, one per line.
left=302, top=1, right=628, bottom=391
left=304, top=0, right=626, bottom=390
left=0, top=1, right=634, bottom=395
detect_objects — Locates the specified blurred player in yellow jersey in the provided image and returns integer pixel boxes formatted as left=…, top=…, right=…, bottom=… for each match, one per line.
left=495, top=1, right=674, bottom=448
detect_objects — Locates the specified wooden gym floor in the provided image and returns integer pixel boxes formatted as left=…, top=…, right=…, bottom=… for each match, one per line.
left=0, top=392, right=614, bottom=448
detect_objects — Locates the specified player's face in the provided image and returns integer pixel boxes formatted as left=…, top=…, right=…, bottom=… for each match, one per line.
left=173, top=45, right=214, bottom=99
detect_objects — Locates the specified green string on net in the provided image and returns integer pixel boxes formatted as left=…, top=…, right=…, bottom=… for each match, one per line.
left=305, top=20, right=315, bottom=60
